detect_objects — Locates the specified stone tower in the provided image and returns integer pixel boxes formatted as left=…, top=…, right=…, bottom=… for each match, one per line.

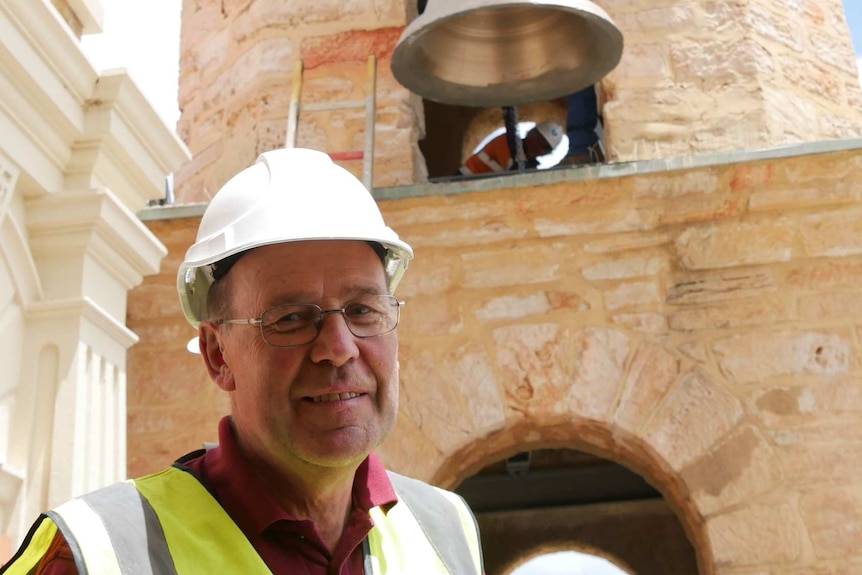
left=173, top=0, right=862, bottom=200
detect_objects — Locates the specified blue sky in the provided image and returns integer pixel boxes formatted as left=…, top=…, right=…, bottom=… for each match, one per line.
left=844, top=0, right=861, bottom=54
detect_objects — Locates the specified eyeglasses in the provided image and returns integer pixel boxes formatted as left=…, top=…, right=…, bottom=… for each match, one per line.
left=215, top=294, right=404, bottom=348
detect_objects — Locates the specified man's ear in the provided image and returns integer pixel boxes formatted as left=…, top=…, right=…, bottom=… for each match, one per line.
left=199, top=322, right=236, bottom=391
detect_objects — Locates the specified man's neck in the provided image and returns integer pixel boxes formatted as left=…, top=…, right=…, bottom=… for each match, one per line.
left=250, top=451, right=364, bottom=551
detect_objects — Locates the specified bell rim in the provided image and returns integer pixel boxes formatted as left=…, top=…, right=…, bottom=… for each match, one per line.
left=391, top=0, right=624, bottom=107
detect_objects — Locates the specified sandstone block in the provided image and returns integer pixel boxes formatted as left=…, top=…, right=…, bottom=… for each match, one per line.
left=233, top=0, right=366, bottom=41
left=475, top=293, right=551, bottom=321
left=808, top=28, right=859, bottom=74
left=615, top=5, right=694, bottom=31
left=398, top=349, right=479, bottom=455
left=746, top=1, right=804, bottom=51
left=613, top=342, right=680, bottom=433
left=406, top=219, right=527, bottom=251
left=712, top=330, right=850, bottom=384
left=461, top=246, right=562, bottom=289
left=749, top=182, right=855, bottom=212
left=581, top=256, right=665, bottom=281
left=799, top=487, right=862, bottom=559
left=669, top=298, right=787, bottom=331
left=300, top=27, right=402, bottom=68
left=682, top=426, right=783, bottom=516
left=784, top=260, right=862, bottom=290
left=633, top=170, right=720, bottom=200
left=799, top=208, right=862, bottom=258
left=603, top=280, right=661, bottom=310
left=751, top=377, right=862, bottom=446
left=611, top=312, right=667, bottom=333
left=675, top=220, right=795, bottom=270
left=377, top=414, right=442, bottom=482
left=393, top=250, right=455, bottom=298
left=776, top=443, right=862, bottom=486
left=707, top=501, right=807, bottom=566
left=493, top=323, right=573, bottom=418
left=535, top=209, right=658, bottom=237
left=398, top=296, right=462, bottom=336
left=643, top=369, right=744, bottom=469
left=670, top=38, right=775, bottom=82
left=610, top=43, right=670, bottom=82
left=582, top=231, right=675, bottom=254
left=444, top=344, right=507, bottom=437
left=799, top=292, right=862, bottom=323
left=567, top=327, right=629, bottom=420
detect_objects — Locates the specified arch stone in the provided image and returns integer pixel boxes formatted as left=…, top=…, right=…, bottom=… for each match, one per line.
left=382, top=298, right=791, bottom=575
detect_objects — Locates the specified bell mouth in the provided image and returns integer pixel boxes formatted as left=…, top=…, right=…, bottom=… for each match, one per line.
left=392, top=0, right=623, bottom=107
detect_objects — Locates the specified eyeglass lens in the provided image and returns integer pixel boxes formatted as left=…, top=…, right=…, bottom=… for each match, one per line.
left=259, top=295, right=400, bottom=347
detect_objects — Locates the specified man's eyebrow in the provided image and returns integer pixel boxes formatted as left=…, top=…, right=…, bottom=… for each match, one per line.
left=265, top=285, right=387, bottom=306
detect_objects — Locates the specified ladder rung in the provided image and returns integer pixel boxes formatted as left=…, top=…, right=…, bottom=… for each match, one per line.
left=328, top=151, right=364, bottom=161
left=302, top=99, right=366, bottom=112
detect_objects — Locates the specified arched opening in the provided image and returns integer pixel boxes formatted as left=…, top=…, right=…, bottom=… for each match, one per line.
left=419, top=98, right=568, bottom=179
left=471, top=121, right=569, bottom=170
left=454, top=448, right=700, bottom=575
left=419, top=88, right=604, bottom=180
left=510, top=550, right=630, bottom=575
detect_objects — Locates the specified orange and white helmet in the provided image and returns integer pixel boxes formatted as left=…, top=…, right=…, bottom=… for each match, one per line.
left=177, top=148, right=413, bottom=327
left=535, top=121, right=564, bottom=149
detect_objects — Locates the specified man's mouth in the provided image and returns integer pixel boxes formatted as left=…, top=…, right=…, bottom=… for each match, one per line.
left=311, top=392, right=361, bottom=403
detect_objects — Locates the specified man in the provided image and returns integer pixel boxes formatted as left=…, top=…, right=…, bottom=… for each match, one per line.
left=3, top=148, right=484, bottom=574
left=560, top=86, right=605, bottom=166
left=457, top=120, right=563, bottom=175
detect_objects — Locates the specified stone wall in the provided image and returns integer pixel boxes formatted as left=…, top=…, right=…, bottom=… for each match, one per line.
left=175, top=0, right=862, bottom=200
left=601, top=0, right=862, bottom=161
left=152, top=0, right=862, bottom=572
left=175, top=0, right=422, bottom=202
left=130, top=142, right=862, bottom=574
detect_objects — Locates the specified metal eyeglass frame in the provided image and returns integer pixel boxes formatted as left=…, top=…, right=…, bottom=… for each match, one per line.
left=215, top=295, right=404, bottom=348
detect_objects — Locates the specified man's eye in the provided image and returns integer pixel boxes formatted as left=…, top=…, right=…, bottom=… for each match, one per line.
left=345, top=304, right=373, bottom=317
left=266, top=308, right=317, bottom=332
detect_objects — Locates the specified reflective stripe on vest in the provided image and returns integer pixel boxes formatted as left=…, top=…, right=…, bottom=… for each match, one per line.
left=379, top=472, right=483, bottom=574
left=4, top=466, right=482, bottom=574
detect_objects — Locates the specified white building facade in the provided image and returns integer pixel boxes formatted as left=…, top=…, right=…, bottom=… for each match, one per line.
left=0, top=0, right=188, bottom=555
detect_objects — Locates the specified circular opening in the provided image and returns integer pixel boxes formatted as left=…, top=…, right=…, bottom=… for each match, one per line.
left=511, top=550, right=630, bottom=575
left=472, top=122, right=568, bottom=169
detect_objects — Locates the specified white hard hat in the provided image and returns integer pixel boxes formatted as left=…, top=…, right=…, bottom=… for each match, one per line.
left=177, top=148, right=413, bottom=327
left=535, top=121, right=564, bottom=149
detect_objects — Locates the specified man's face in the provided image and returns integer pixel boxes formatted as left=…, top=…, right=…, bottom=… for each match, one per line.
left=203, top=240, right=399, bottom=473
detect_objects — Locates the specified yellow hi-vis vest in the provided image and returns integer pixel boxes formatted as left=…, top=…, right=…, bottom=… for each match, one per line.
left=2, top=466, right=483, bottom=575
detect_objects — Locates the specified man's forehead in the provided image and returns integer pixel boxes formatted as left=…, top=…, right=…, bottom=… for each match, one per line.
left=212, top=240, right=386, bottom=281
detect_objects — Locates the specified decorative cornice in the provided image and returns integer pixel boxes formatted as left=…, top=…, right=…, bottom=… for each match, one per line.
left=66, top=0, right=103, bottom=35
left=27, top=188, right=167, bottom=285
left=0, top=0, right=189, bottom=209
left=27, top=297, right=139, bottom=349
left=76, top=71, right=190, bottom=211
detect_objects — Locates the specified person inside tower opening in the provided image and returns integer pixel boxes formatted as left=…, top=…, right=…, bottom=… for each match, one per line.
left=2, top=148, right=484, bottom=575
left=559, top=85, right=605, bottom=166
left=457, top=120, right=564, bottom=175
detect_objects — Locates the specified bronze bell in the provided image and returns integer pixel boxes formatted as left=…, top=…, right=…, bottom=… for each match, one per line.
left=391, top=0, right=624, bottom=107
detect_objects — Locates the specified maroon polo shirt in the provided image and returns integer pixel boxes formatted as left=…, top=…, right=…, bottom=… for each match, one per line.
left=33, top=416, right=398, bottom=575
left=181, top=416, right=398, bottom=574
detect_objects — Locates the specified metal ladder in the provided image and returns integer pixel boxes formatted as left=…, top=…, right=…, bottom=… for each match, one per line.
left=285, top=55, right=377, bottom=190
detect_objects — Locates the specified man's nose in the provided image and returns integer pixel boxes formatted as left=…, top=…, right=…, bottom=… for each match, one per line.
left=309, top=311, right=360, bottom=365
